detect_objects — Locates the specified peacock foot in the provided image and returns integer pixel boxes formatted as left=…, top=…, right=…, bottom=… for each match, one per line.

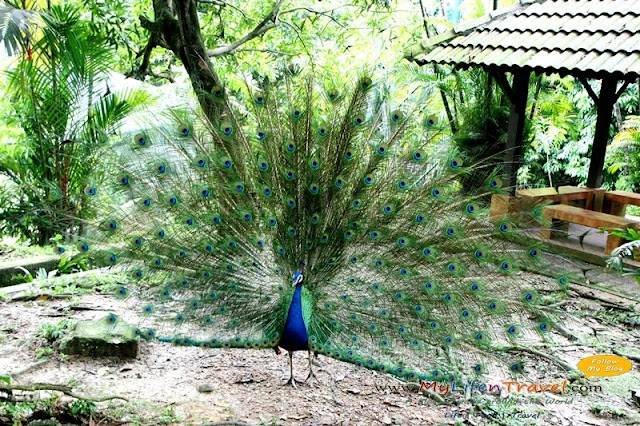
left=304, top=371, right=317, bottom=386
left=285, top=376, right=297, bottom=388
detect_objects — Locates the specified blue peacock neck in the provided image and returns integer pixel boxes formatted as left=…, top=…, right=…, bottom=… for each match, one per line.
left=279, top=275, right=309, bottom=352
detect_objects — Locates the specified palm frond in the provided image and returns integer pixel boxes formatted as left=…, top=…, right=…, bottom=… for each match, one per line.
left=0, top=4, right=40, bottom=56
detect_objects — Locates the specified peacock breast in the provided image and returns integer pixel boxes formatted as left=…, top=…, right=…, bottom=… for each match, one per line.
left=279, top=283, right=310, bottom=351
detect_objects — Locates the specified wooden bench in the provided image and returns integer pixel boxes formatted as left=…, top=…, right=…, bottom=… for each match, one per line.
left=541, top=204, right=639, bottom=254
left=603, top=190, right=640, bottom=216
left=517, top=186, right=604, bottom=210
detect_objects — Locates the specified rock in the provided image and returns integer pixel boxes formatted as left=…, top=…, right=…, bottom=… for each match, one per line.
left=25, top=419, right=58, bottom=426
left=382, top=415, right=392, bottom=425
left=0, top=255, right=60, bottom=286
left=58, top=318, right=138, bottom=358
left=198, top=383, right=215, bottom=393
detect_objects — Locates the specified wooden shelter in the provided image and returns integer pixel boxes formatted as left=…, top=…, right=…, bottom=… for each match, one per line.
left=406, top=0, right=640, bottom=190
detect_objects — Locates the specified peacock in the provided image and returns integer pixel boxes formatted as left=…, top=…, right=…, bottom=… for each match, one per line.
left=72, top=69, right=570, bottom=387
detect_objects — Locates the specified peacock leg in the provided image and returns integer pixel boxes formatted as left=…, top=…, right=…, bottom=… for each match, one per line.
left=305, top=351, right=316, bottom=383
left=285, top=351, right=297, bottom=387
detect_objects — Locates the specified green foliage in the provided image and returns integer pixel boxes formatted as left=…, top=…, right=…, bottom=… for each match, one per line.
left=101, top=400, right=183, bottom=425
left=521, top=77, right=639, bottom=189
left=520, top=76, right=582, bottom=187
left=13, top=271, right=34, bottom=284
left=83, top=0, right=150, bottom=65
left=607, top=115, right=640, bottom=191
left=590, top=403, right=627, bottom=418
left=34, top=346, right=54, bottom=359
left=0, top=3, right=149, bottom=243
left=447, top=68, right=517, bottom=191
left=37, top=318, right=76, bottom=341
left=607, top=227, right=640, bottom=285
left=0, top=393, right=98, bottom=425
left=69, top=399, right=97, bottom=417
left=0, top=397, right=58, bottom=425
left=0, top=3, right=40, bottom=56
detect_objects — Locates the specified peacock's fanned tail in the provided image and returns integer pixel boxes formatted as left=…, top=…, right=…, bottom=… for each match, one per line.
left=78, top=71, right=569, bottom=382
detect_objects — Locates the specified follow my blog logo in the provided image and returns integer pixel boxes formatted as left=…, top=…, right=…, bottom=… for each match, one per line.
left=577, top=354, right=632, bottom=378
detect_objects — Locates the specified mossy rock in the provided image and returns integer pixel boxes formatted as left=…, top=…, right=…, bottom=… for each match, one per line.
left=25, top=419, right=59, bottom=426
left=59, top=317, right=138, bottom=358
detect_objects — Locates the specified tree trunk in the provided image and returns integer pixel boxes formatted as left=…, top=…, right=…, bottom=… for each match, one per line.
left=144, top=0, right=223, bottom=120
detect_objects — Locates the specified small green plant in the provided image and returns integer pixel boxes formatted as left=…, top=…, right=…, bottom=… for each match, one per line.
left=158, top=405, right=181, bottom=424
left=590, top=403, right=627, bottom=418
left=69, top=399, right=97, bottom=417
left=35, top=346, right=55, bottom=359
left=51, top=235, right=89, bottom=274
left=592, top=308, right=640, bottom=326
left=12, top=270, right=33, bottom=284
left=35, top=267, right=56, bottom=282
left=102, top=400, right=182, bottom=425
left=57, top=253, right=89, bottom=274
left=37, top=319, right=76, bottom=341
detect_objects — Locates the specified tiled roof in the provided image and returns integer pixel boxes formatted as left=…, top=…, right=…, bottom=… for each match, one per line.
left=406, top=0, right=640, bottom=79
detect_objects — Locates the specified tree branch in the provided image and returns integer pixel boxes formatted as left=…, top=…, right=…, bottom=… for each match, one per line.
left=130, top=6, right=174, bottom=80
left=233, top=48, right=295, bottom=56
left=279, top=6, right=346, bottom=28
left=207, top=0, right=285, bottom=57
left=0, top=383, right=128, bottom=402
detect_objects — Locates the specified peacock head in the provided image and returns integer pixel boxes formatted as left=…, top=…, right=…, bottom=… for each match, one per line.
left=293, top=271, right=304, bottom=286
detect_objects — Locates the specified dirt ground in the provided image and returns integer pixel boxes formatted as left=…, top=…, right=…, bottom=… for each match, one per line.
left=1, top=263, right=640, bottom=425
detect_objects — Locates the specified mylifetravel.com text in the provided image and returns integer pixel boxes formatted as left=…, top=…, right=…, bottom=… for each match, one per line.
left=374, top=379, right=603, bottom=397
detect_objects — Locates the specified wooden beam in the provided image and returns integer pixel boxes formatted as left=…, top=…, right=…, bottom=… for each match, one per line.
left=586, top=77, right=618, bottom=188
left=615, top=79, right=632, bottom=99
left=503, top=70, right=531, bottom=193
left=577, top=76, right=600, bottom=106
left=489, top=69, right=514, bottom=101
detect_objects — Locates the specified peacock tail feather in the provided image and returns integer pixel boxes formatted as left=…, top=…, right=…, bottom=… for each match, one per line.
left=76, top=70, right=569, bottom=383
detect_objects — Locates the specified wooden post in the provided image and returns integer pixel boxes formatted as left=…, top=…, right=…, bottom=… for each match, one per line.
left=586, top=77, right=618, bottom=188
left=503, top=71, right=531, bottom=193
